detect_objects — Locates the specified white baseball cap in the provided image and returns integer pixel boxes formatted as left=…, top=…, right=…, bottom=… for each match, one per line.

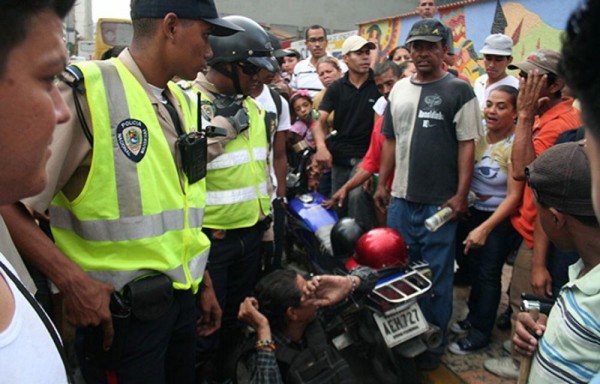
left=342, top=36, right=376, bottom=55
left=480, top=34, right=513, bottom=56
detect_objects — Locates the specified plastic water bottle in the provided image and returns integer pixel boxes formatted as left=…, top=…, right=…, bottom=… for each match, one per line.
left=424, top=192, right=477, bottom=232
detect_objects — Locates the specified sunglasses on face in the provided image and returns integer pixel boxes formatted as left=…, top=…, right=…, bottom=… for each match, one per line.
left=237, top=61, right=261, bottom=76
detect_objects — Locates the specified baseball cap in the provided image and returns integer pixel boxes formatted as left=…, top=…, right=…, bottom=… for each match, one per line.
left=508, top=48, right=561, bottom=75
left=341, top=35, right=376, bottom=55
left=480, top=34, right=513, bottom=56
left=130, top=0, right=243, bottom=36
left=526, top=141, right=594, bottom=216
left=284, top=48, right=302, bottom=59
left=405, top=18, right=445, bottom=45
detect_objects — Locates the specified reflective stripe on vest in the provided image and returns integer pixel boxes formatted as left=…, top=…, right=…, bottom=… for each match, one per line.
left=205, top=181, right=268, bottom=206
left=88, top=248, right=210, bottom=292
left=50, top=59, right=210, bottom=292
left=197, top=91, right=271, bottom=229
left=207, top=148, right=268, bottom=171
left=49, top=206, right=204, bottom=242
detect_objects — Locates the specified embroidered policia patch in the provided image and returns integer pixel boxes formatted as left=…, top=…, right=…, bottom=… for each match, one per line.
left=116, top=119, right=149, bottom=163
left=200, top=100, right=215, bottom=122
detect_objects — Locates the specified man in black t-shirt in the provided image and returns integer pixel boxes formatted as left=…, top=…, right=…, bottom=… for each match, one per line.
left=313, top=35, right=381, bottom=228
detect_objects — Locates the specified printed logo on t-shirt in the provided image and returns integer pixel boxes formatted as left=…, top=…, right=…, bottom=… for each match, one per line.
left=476, top=155, right=500, bottom=179
left=418, top=93, right=445, bottom=129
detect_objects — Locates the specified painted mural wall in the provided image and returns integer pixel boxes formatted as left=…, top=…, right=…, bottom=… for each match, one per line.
left=358, top=0, right=583, bottom=84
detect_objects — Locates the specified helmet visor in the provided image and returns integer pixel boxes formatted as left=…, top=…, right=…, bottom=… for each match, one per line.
left=248, top=55, right=280, bottom=73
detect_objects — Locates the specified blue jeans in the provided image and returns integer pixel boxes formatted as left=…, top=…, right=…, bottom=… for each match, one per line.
left=457, top=208, right=521, bottom=341
left=387, top=198, right=456, bottom=346
left=332, top=162, right=375, bottom=230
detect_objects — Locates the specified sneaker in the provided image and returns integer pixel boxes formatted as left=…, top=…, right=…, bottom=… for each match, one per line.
left=450, top=319, right=472, bottom=335
left=448, top=336, right=488, bottom=355
left=503, top=339, right=512, bottom=354
left=484, top=357, right=519, bottom=379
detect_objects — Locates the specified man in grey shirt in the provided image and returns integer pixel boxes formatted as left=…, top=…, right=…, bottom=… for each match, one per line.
left=374, top=18, right=482, bottom=370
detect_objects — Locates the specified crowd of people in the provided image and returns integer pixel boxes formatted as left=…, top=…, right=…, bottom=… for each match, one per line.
left=1, top=0, right=599, bottom=383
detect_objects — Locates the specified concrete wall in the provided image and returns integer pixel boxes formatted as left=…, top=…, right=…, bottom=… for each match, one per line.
left=215, top=0, right=415, bottom=38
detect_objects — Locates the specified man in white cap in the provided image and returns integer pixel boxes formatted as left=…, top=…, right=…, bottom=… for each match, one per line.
left=313, top=35, right=380, bottom=229
left=473, top=34, right=519, bottom=110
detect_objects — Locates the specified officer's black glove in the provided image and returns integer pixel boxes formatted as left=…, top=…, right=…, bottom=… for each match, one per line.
left=213, top=95, right=250, bottom=134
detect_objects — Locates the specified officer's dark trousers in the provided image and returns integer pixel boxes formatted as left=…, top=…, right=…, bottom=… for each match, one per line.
left=197, top=224, right=263, bottom=380
left=76, top=289, right=196, bottom=384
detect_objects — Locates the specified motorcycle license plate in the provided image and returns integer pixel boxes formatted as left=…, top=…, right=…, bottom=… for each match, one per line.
left=372, top=302, right=428, bottom=348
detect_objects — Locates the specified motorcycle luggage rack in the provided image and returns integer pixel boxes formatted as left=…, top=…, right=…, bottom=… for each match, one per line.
left=371, top=269, right=432, bottom=305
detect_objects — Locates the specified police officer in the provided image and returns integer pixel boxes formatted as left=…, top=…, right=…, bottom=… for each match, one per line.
left=186, top=15, right=277, bottom=381
left=0, top=0, right=242, bottom=383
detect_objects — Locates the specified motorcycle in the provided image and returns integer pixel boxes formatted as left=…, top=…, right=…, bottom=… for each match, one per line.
left=284, top=133, right=339, bottom=274
left=283, top=138, right=442, bottom=383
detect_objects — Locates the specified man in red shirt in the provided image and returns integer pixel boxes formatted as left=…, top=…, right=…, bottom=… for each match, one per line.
left=484, top=49, right=583, bottom=379
left=323, top=60, right=402, bottom=226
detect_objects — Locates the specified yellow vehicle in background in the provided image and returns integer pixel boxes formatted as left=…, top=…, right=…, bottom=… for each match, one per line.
left=94, top=18, right=133, bottom=59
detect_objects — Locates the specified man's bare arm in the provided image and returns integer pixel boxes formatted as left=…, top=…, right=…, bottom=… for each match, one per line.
left=312, top=110, right=332, bottom=169
left=511, top=72, right=547, bottom=180
left=0, top=203, right=115, bottom=348
left=442, top=140, right=474, bottom=219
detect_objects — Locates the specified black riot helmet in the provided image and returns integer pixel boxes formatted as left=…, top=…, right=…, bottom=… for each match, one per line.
left=208, top=15, right=279, bottom=73
left=330, top=218, right=365, bottom=259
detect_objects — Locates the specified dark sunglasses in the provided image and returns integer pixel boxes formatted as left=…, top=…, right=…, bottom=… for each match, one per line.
left=237, top=61, right=261, bottom=76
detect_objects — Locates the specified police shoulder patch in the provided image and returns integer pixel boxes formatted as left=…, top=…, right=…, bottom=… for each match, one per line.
left=116, top=119, right=149, bottom=163
left=200, top=100, right=215, bottom=122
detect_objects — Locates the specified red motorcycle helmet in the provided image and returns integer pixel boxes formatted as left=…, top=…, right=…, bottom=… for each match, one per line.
left=351, top=227, right=408, bottom=270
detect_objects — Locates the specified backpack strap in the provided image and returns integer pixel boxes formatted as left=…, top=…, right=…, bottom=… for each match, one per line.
left=269, top=86, right=283, bottom=120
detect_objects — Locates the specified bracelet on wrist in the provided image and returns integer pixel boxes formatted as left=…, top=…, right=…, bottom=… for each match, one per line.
left=255, top=339, right=276, bottom=351
left=347, top=275, right=357, bottom=295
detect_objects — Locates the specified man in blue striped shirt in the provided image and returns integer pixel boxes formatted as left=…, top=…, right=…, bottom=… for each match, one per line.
left=514, top=142, right=600, bottom=383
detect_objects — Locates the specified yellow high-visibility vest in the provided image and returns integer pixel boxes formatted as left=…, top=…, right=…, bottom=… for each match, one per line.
left=50, top=59, right=211, bottom=292
left=197, top=91, right=271, bottom=229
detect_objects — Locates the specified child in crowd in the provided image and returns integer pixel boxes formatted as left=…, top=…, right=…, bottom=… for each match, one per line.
left=289, top=90, right=317, bottom=148
left=287, top=90, right=320, bottom=189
